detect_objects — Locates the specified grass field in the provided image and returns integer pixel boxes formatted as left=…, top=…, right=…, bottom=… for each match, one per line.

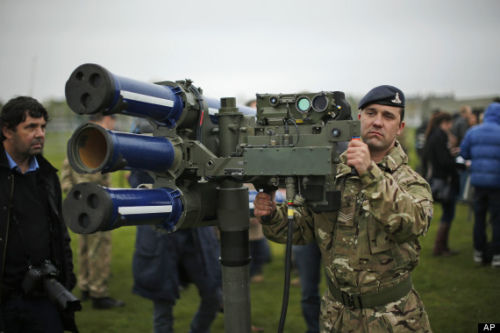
left=44, top=130, right=500, bottom=332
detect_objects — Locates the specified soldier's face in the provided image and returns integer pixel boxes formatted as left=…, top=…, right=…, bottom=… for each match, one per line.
left=2, top=114, right=46, bottom=157
left=358, top=104, right=405, bottom=154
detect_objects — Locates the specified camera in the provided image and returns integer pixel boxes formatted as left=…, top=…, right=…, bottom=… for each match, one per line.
left=22, top=260, right=81, bottom=311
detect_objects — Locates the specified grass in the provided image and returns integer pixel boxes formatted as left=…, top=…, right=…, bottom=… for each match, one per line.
left=44, top=130, right=500, bottom=332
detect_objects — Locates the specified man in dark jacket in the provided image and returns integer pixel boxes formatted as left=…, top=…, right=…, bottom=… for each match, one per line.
left=132, top=224, right=222, bottom=333
left=0, top=96, right=78, bottom=332
left=460, top=101, right=500, bottom=267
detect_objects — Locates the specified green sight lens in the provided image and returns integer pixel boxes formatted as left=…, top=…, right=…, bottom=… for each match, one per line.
left=297, top=97, right=311, bottom=112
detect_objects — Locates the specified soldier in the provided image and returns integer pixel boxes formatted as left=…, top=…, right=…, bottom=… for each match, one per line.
left=60, top=113, right=125, bottom=309
left=254, top=85, right=433, bottom=332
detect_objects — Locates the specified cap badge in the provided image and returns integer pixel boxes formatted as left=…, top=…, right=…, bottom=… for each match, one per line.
left=391, top=92, right=402, bottom=104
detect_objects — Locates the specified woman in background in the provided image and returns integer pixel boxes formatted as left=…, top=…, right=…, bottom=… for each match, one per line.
left=424, top=111, right=460, bottom=256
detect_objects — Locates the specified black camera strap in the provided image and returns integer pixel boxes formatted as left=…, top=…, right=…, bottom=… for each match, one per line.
left=6, top=171, right=54, bottom=274
left=13, top=219, right=35, bottom=268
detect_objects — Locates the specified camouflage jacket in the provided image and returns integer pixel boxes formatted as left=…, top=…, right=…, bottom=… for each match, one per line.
left=60, top=158, right=111, bottom=195
left=262, top=141, right=433, bottom=295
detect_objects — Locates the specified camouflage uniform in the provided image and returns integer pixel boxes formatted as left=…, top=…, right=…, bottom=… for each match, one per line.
left=60, top=158, right=112, bottom=298
left=262, top=141, right=433, bottom=332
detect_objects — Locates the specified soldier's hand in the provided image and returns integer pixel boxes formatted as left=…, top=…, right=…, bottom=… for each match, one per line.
left=346, top=139, right=372, bottom=175
left=253, top=192, right=276, bottom=217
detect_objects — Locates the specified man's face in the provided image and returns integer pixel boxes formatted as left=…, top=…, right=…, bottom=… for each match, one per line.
left=358, top=104, right=405, bottom=154
left=2, top=114, right=46, bottom=157
left=467, top=112, right=478, bottom=126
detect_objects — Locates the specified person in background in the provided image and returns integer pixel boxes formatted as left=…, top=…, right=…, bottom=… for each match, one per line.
left=423, top=111, right=460, bottom=256
left=0, top=96, right=78, bottom=332
left=60, top=113, right=125, bottom=309
left=460, top=101, right=500, bottom=267
left=129, top=120, right=222, bottom=333
left=451, top=105, right=478, bottom=200
left=414, top=117, right=429, bottom=176
left=291, top=242, right=321, bottom=333
left=451, top=105, right=477, bottom=146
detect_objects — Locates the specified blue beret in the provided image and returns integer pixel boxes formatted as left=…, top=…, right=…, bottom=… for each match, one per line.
left=358, top=85, right=405, bottom=110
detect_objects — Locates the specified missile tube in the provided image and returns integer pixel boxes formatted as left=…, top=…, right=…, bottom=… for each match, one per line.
left=67, top=123, right=181, bottom=174
left=65, top=63, right=255, bottom=128
left=63, top=183, right=183, bottom=234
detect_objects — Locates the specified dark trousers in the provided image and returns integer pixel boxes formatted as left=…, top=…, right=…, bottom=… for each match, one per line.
left=152, top=231, right=221, bottom=333
left=292, top=242, right=321, bottom=333
left=249, top=238, right=271, bottom=277
left=473, top=187, right=500, bottom=254
left=0, top=296, right=63, bottom=333
left=439, top=199, right=457, bottom=225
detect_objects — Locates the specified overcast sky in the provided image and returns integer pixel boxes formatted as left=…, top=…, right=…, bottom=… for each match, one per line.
left=1, top=0, right=499, bottom=105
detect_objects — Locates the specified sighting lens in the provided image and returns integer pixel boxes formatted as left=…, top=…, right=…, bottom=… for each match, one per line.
left=269, top=96, right=279, bottom=106
left=312, top=94, right=328, bottom=112
left=296, top=97, right=311, bottom=113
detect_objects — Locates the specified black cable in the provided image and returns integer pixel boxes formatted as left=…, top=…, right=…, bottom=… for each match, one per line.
left=277, top=214, right=294, bottom=333
left=285, top=118, right=300, bottom=146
